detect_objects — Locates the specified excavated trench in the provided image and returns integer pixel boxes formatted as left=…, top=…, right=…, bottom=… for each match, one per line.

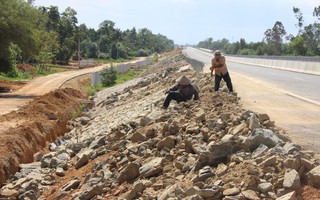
left=0, top=88, right=86, bottom=184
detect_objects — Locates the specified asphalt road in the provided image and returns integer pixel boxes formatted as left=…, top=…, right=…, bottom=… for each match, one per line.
left=184, top=46, right=320, bottom=105
left=184, top=46, right=320, bottom=154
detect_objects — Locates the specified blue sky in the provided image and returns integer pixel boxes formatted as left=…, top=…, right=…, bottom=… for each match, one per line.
left=34, top=0, right=319, bottom=45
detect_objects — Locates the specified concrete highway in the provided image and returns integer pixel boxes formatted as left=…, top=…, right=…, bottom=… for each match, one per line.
left=184, top=46, right=320, bottom=105
left=184, top=46, right=320, bottom=154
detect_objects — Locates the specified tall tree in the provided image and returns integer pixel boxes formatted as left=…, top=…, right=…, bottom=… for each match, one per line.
left=290, top=36, right=307, bottom=55
left=293, top=7, right=304, bottom=31
left=56, top=7, right=78, bottom=63
left=0, top=0, right=42, bottom=73
left=264, top=21, right=287, bottom=55
left=239, top=38, right=246, bottom=50
left=303, top=23, right=320, bottom=55
left=314, top=6, right=320, bottom=20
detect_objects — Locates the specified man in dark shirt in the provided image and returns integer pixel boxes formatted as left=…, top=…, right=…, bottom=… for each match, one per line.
left=163, top=75, right=199, bottom=109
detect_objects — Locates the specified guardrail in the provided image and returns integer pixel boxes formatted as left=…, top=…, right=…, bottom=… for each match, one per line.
left=197, top=48, right=320, bottom=75
left=227, top=54, right=320, bottom=62
left=227, top=55, right=320, bottom=75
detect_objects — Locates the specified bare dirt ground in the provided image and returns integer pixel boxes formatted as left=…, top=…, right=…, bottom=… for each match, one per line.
left=0, top=87, right=85, bottom=183
left=0, top=64, right=107, bottom=115
left=231, top=72, right=320, bottom=155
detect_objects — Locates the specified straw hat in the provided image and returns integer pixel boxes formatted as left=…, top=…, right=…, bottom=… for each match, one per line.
left=176, top=75, right=191, bottom=86
left=214, top=50, right=222, bottom=57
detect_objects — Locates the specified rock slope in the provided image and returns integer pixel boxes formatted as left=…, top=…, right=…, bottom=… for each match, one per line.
left=1, top=51, right=320, bottom=200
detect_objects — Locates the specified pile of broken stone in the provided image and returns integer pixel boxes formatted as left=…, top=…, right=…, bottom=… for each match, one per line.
left=1, top=51, right=320, bottom=200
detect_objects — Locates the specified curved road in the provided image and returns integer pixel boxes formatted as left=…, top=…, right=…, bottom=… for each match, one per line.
left=184, top=46, right=320, bottom=154
left=0, top=64, right=109, bottom=115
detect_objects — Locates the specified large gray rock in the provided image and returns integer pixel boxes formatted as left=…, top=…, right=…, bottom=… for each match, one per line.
left=216, top=163, right=228, bottom=177
left=197, top=186, right=220, bottom=198
left=72, top=184, right=103, bottom=200
left=258, top=182, right=273, bottom=193
left=231, top=122, right=247, bottom=135
left=198, top=166, right=213, bottom=181
left=284, top=158, right=301, bottom=171
left=241, top=190, right=260, bottom=200
left=196, top=141, right=233, bottom=168
left=61, top=179, right=80, bottom=191
left=156, top=136, right=175, bottom=151
left=244, top=128, right=284, bottom=151
left=301, top=158, right=315, bottom=171
left=40, top=153, right=55, bottom=168
left=308, top=165, right=320, bottom=187
left=139, top=157, right=165, bottom=178
left=249, top=113, right=260, bottom=130
left=157, top=184, right=184, bottom=200
left=120, top=182, right=146, bottom=200
left=283, top=169, right=300, bottom=189
left=223, top=187, right=240, bottom=196
left=283, top=142, right=301, bottom=154
left=252, top=144, right=268, bottom=158
left=74, top=154, right=89, bottom=169
left=118, top=162, right=140, bottom=183
left=275, top=191, right=297, bottom=200
left=0, top=188, right=19, bottom=198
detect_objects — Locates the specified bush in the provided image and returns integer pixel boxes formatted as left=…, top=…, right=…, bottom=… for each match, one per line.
left=138, top=49, right=150, bottom=56
left=99, top=65, right=117, bottom=87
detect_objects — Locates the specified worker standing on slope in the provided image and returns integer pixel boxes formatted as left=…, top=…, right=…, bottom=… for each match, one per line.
left=210, top=50, right=233, bottom=92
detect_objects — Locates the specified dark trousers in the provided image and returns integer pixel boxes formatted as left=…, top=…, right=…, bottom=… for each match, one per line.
left=163, top=91, right=186, bottom=108
left=215, top=72, right=233, bottom=92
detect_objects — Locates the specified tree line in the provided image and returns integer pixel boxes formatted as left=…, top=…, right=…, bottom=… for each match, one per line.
left=0, top=0, right=174, bottom=77
left=197, top=5, right=320, bottom=57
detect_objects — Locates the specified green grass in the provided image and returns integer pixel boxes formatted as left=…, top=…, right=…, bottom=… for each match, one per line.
left=0, top=65, right=73, bottom=81
left=86, top=84, right=105, bottom=96
left=94, top=58, right=130, bottom=64
left=71, top=103, right=85, bottom=119
left=115, top=69, right=140, bottom=85
left=0, top=73, right=29, bottom=81
left=85, top=69, right=142, bottom=96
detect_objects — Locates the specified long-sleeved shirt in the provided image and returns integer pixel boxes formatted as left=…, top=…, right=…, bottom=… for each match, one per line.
left=170, top=84, right=199, bottom=100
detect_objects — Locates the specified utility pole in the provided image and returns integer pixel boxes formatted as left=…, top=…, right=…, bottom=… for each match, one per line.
left=78, top=38, right=80, bottom=68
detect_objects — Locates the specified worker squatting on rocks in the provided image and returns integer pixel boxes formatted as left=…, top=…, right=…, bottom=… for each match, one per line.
left=210, top=50, right=234, bottom=92
left=162, top=75, right=199, bottom=109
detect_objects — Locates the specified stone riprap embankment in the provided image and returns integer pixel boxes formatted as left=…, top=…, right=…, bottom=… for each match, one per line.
left=1, top=51, right=320, bottom=200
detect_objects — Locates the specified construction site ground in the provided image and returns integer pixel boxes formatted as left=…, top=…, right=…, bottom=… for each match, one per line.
left=0, top=51, right=319, bottom=199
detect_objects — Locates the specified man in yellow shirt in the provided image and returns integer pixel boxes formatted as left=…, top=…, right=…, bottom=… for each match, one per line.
left=210, top=50, right=233, bottom=92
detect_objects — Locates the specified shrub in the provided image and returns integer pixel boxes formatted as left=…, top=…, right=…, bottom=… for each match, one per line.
left=138, top=49, right=150, bottom=56
left=99, top=65, right=117, bottom=87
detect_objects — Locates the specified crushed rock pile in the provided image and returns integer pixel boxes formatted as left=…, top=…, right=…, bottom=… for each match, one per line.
left=1, top=51, right=320, bottom=200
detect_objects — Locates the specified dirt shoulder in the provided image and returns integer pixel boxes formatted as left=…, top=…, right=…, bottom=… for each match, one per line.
left=231, top=71, right=320, bottom=154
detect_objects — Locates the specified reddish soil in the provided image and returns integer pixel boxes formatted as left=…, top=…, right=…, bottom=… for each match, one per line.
left=0, top=80, right=26, bottom=93
left=302, top=185, right=320, bottom=199
left=0, top=88, right=85, bottom=184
